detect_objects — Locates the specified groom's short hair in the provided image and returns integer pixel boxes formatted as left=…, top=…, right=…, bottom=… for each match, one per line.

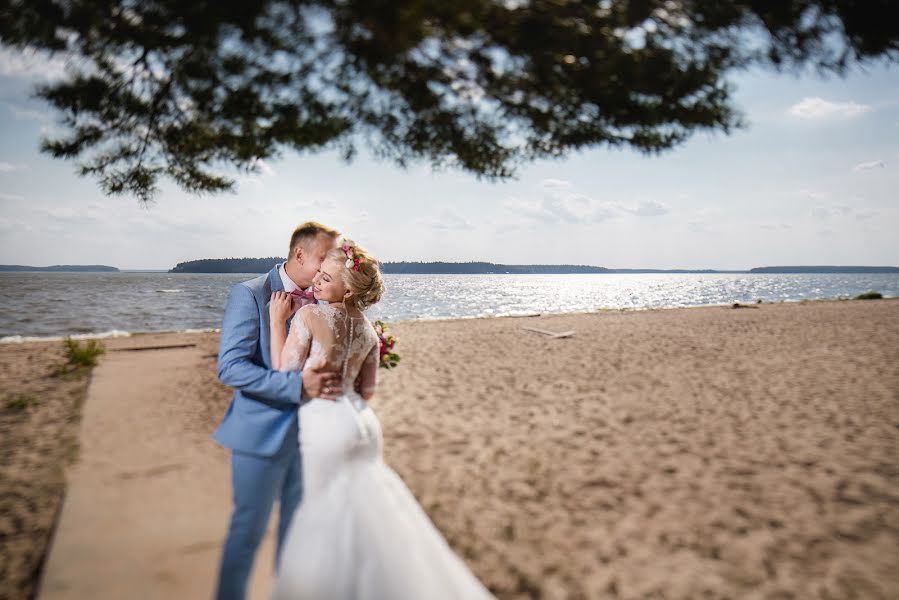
left=289, top=221, right=340, bottom=254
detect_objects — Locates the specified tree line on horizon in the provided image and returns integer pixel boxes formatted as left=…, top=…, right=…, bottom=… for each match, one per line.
left=168, top=258, right=612, bottom=274
left=2, top=262, right=896, bottom=274
left=167, top=258, right=899, bottom=275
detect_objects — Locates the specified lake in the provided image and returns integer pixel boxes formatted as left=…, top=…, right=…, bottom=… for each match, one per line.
left=1, top=271, right=896, bottom=341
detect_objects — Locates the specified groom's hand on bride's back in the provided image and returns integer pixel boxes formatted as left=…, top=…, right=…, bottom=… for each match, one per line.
left=302, top=360, right=340, bottom=401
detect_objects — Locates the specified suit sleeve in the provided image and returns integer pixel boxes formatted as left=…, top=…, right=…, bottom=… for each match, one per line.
left=217, top=283, right=303, bottom=405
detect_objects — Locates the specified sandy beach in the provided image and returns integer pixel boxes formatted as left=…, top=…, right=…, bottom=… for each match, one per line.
left=2, top=298, right=898, bottom=599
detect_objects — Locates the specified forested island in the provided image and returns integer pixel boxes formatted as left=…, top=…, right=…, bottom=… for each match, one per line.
left=168, top=259, right=898, bottom=275
left=0, top=265, right=119, bottom=272
left=169, top=257, right=284, bottom=274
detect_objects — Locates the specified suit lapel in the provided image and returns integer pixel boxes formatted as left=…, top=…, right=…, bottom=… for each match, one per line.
left=263, top=266, right=282, bottom=316
left=266, top=264, right=294, bottom=336
left=261, top=265, right=284, bottom=367
left=268, top=264, right=285, bottom=294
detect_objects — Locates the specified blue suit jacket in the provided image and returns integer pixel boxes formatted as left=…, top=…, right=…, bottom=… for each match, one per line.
left=214, top=265, right=304, bottom=456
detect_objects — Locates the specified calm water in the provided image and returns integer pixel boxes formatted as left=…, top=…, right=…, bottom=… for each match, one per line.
left=1, top=271, right=897, bottom=341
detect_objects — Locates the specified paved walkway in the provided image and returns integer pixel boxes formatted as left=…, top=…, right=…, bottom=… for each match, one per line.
left=39, top=344, right=277, bottom=599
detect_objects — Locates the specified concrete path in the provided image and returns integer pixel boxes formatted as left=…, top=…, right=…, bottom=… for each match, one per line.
left=39, top=344, right=277, bottom=599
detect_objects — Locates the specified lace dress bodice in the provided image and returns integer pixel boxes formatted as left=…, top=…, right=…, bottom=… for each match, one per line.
left=279, top=303, right=379, bottom=397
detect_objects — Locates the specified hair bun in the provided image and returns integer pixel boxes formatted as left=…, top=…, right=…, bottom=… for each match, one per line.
left=354, top=263, right=384, bottom=311
left=326, top=244, right=384, bottom=311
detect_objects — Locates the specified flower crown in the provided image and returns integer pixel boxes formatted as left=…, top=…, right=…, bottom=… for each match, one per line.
left=340, top=238, right=361, bottom=272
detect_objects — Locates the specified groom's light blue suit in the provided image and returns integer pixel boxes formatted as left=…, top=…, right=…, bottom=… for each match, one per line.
left=213, top=265, right=305, bottom=600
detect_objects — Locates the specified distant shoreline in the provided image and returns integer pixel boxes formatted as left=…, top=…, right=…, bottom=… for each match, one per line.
left=3, top=263, right=897, bottom=275
left=0, top=265, right=119, bottom=272
left=166, top=258, right=899, bottom=275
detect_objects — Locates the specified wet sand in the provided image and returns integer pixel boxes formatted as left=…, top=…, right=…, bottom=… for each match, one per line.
left=2, top=299, right=897, bottom=599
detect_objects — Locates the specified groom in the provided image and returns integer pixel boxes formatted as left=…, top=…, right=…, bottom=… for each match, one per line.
left=213, top=221, right=341, bottom=600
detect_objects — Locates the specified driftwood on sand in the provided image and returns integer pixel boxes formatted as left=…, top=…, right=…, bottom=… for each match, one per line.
left=521, top=326, right=576, bottom=339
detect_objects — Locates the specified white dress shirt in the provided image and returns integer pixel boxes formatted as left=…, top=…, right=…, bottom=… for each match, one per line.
left=278, top=262, right=304, bottom=294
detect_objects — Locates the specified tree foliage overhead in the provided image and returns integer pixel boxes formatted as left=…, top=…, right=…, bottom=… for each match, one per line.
left=1, top=0, right=896, bottom=202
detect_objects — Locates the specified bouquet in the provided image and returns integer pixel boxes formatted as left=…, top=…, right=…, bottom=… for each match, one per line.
left=373, top=320, right=400, bottom=369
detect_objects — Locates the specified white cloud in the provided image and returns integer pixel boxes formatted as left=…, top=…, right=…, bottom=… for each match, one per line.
left=0, top=215, right=33, bottom=233
left=0, top=192, right=25, bottom=201
left=542, top=193, right=585, bottom=224
left=696, top=206, right=723, bottom=217
left=494, top=221, right=521, bottom=234
left=254, top=160, right=276, bottom=177
left=235, top=160, right=276, bottom=186
left=539, top=178, right=572, bottom=190
left=628, top=199, right=670, bottom=217
left=0, top=162, right=27, bottom=173
left=811, top=204, right=874, bottom=220
left=7, top=104, right=51, bottom=123
left=0, top=47, right=69, bottom=80
left=590, top=201, right=620, bottom=223
left=812, top=206, right=835, bottom=219
left=799, top=189, right=827, bottom=201
left=814, top=202, right=885, bottom=223
left=789, top=97, right=872, bottom=119
left=759, top=223, right=792, bottom=230
left=686, top=221, right=713, bottom=233
left=40, top=206, right=109, bottom=227
left=505, top=195, right=596, bottom=224
left=851, top=160, right=885, bottom=172
left=293, top=198, right=337, bottom=212
left=506, top=180, right=626, bottom=225
left=503, top=197, right=545, bottom=222
left=421, top=209, right=475, bottom=230
left=853, top=209, right=880, bottom=221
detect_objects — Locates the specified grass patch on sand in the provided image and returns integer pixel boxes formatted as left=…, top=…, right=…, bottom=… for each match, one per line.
left=4, top=393, right=40, bottom=410
left=854, top=291, right=883, bottom=300
left=53, top=338, right=106, bottom=377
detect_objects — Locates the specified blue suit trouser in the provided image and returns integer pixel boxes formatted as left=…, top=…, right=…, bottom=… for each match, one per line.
left=214, top=418, right=302, bottom=600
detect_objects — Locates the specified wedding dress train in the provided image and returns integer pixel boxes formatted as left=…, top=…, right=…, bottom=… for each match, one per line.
left=271, top=304, right=494, bottom=600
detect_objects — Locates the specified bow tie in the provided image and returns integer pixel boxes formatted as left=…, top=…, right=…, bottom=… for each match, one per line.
left=289, top=288, right=315, bottom=302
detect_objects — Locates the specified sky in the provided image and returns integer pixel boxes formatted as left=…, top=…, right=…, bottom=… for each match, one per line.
left=0, top=46, right=897, bottom=271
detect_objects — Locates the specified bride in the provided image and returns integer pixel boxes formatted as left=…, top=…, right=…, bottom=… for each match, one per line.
left=267, top=239, right=495, bottom=600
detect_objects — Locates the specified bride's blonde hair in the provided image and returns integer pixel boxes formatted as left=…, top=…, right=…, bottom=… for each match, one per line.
left=327, top=244, right=384, bottom=311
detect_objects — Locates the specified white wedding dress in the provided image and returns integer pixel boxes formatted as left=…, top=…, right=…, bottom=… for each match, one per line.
left=271, top=304, right=494, bottom=600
